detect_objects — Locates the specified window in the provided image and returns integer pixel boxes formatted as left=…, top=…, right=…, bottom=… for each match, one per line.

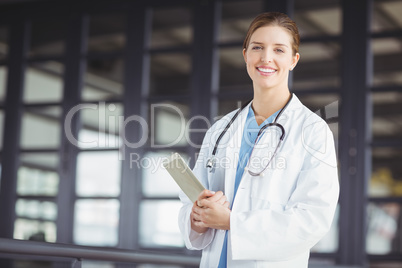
left=0, top=25, right=8, bottom=60
left=15, top=153, right=60, bottom=242
left=13, top=16, right=67, bottom=243
left=137, top=6, right=194, bottom=250
left=70, top=12, right=126, bottom=247
left=0, top=1, right=401, bottom=267
left=0, top=25, right=7, bottom=180
left=28, top=17, right=66, bottom=57
left=368, top=1, right=402, bottom=265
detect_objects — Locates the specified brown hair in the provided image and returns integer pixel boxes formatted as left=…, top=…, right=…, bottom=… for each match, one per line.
left=243, top=12, right=300, bottom=55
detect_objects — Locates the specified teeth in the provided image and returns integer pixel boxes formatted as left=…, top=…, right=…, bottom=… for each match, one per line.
left=258, top=68, right=276, bottom=73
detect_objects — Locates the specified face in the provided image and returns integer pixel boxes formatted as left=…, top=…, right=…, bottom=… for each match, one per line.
left=243, top=26, right=300, bottom=93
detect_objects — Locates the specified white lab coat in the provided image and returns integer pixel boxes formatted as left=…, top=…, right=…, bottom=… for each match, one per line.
left=178, top=94, right=339, bottom=268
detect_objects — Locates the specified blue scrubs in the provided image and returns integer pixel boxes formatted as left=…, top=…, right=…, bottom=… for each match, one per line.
left=218, top=106, right=279, bottom=267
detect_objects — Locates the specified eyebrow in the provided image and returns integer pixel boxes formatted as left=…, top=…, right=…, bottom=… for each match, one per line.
left=250, top=41, right=289, bottom=48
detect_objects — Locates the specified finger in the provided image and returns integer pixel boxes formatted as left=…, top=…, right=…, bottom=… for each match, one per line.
left=191, top=209, right=203, bottom=222
left=195, top=199, right=206, bottom=208
left=197, top=189, right=216, bottom=201
left=199, top=198, right=218, bottom=209
left=192, top=212, right=201, bottom=222
left=206, top=191, right=224, bottom=202
left=192, top=205, right=202, bottom=216
left=192, top=219, right=207, bottom=229
left=223, top=201, right=230, bottom=209
left=216, top=195, right=227, bottom=205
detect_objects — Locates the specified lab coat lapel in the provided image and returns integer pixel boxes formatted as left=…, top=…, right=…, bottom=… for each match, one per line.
left=224, top=102, right=251, bottom=203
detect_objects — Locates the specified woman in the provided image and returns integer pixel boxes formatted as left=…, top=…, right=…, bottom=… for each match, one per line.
left=178, top=12, right=339, bottom=267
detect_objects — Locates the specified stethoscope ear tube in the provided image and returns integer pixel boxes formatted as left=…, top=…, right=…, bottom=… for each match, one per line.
left=211, top=99, right=253, bottom=157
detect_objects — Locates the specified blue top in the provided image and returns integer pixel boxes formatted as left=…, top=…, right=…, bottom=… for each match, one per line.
left=218, top=105, right=280, bottom=267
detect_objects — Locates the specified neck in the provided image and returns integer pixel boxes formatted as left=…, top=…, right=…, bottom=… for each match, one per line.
left=251, top=86, right=291, bottom=125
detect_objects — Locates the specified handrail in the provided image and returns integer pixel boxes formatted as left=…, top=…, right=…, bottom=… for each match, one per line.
left=0, top=238, right=200, bottom=266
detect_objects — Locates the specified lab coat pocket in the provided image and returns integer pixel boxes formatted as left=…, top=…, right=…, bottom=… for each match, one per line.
left=250, top=196, right=286, bottom=212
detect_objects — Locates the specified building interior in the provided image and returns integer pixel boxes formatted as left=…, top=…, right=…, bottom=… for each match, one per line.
left=0, top=0, right=401, bottom=267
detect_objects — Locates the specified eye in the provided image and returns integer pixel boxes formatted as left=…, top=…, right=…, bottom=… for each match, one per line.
left=275, top=48, right=284, bottom=53
left=251, top=46, right=262, bottom=51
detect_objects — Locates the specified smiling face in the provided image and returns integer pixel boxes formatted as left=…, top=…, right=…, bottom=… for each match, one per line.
left=243, top=26, right=300, bottom=94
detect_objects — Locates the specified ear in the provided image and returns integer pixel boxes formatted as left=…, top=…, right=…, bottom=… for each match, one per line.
left=243, top=48, right=247, bottom=63
left=290, top=52, right=300, bottom=70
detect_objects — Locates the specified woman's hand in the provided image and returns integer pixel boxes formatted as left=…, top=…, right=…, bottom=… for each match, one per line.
left=190, top=190, right=231, bottom=233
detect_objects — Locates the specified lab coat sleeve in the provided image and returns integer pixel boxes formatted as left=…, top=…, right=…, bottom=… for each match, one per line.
left=177, top=128, right=216, bottom=250
left=230, top=120, right=339, bottom=261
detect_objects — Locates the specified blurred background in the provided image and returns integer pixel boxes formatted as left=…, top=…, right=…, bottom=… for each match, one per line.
left=0, top=0, right=401, bottom=267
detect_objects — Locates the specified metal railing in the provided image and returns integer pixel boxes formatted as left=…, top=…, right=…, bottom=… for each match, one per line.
left=0, top=238, right=200, bottom=267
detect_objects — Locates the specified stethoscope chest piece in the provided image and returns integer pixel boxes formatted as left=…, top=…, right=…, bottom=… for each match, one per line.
left=206, top=156, right=217, bottom=173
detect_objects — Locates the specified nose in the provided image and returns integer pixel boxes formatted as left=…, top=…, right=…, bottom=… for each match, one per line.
left=261, top=50, right=271, bottom=63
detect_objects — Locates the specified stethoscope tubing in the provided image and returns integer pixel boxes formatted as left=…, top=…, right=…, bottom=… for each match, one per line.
left=206, top=94, right=293, bottom=175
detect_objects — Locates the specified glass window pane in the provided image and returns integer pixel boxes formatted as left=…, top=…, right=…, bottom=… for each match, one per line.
left=372, top=38, right=402, bottom=87
left=219, top=0, right=263, bottom=43
left=0, top=66, right=8, bottom=102
left=76, top=151, right=121, bottom=197
left=370, top=148, right=402, bottom=197
left=139, top=200, right=184, bottom=247
left=150, top=8, right=192, bottom=49
left=20, top=106, right=62, bottom=149
left=14, top=218, right=56, bottom=242
left=29, top=17, right=66, bottom=57
left=149, top=53, right=191, bottom=96
left=88, top=13, right=125, bottom=53
left=74, top=199, right=119, bottom=246
left=0, top=110, right=4, bottom=150
left=293, top=42, right=341, bottom=90
left=81, top=261, right=115, bottom=268
left=366, top=202, right=402, bottom=254
left=83, top=58, right=124, bottom=101
left=20, top=152, right=60, bottom=171
left=0, top=25, right=8, bottom=59
left=16, top=199, right=57, bottom=221
left=14, top=260, right=71, bottom=267
left=295, top=0, right=342, bottom=37
left=309, top=259, right=336, bottom=266
left=219, top=46, right=250, bottom=91
left=17, top=166, right=59, bottom=196
left=23, top=61, right=64, bottom=103
left=218, top=97, right=251, bottom=118
left=372, top=0, right=402, bottom=33
left=149, top=101, right=189, bottom=147
left=372, top=92, right=402, bottom=141
left=142, top=151, right=189, bottom=197
left=78, top=103, right=123, bottom=149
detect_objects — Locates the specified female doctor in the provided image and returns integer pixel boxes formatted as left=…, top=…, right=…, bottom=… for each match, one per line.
left=178, top=12, right=339, bottom=267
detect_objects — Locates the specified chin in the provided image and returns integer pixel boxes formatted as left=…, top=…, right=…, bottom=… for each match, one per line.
left=258, top=82, right=278, bottom=90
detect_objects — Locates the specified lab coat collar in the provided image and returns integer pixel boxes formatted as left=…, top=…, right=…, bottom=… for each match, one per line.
left=287, top=93, right=303, bottom=111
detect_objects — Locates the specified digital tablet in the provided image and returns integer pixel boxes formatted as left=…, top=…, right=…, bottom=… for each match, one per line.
left=163, top=153, right=205, bottom=203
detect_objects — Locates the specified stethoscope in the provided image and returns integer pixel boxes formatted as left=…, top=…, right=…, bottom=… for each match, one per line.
left=206, top=94, right=293, bottom=177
